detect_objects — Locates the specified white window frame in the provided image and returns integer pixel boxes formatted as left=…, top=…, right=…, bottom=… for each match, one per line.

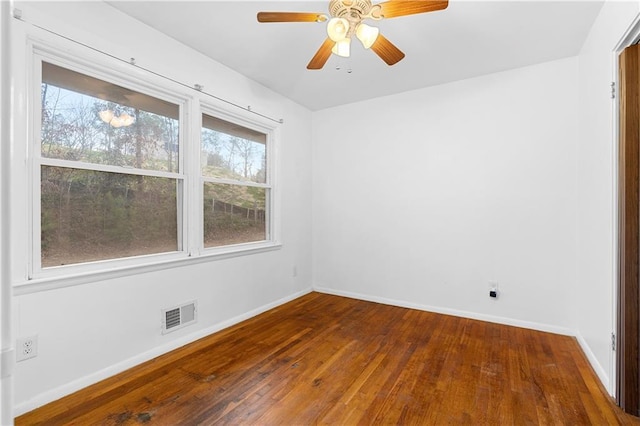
left=199, top=104, right=276, bottom=255
left=30, top=46, right=191, bottom=279
left=17, top=39, right=281, bottom=289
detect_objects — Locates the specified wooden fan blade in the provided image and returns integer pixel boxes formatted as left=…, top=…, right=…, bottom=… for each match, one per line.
left=370, top=34, right=405, bottom=66
left=378, top=0, right=448, bottom=19
left=307, top=38, right=335, bottom=70
left=257, top=12, right=327, bottom=23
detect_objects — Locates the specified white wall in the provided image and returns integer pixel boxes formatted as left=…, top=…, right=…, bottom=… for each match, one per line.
left=9, top=1, right=312, bottom=415
left=312, top=57, right=580, bottom=333
left=9, top=0, right=640, bottom=418
left=311, top=1, right=640, bottom=396
left=576, top=0, right=640, bottom=393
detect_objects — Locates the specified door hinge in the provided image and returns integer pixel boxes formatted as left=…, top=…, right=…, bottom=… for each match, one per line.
left=612, top=332, right=616, bottom=351
left=611, top=82, right=616, bottom=99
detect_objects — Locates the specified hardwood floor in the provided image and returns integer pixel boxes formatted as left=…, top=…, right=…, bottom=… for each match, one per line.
left=16, top=292, right=640, bottom=425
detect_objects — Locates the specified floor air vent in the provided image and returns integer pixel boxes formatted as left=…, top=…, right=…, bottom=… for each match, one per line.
left=162, top=301, right=197, bottom=334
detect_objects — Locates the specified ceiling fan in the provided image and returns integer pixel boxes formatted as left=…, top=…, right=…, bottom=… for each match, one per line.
left=257, top=0, right=448, bottom=70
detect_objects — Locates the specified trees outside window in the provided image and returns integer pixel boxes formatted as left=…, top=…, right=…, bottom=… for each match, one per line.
left=201, top=113, right=269, bottom=248
left=39, top=61, right=183, bottom=268
left=33, top=56, right=276, bottom=277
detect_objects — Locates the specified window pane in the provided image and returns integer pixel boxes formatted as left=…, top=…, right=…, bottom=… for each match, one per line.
left=41, top=62, right=180, bottom=172
left=201, top=114, right=266, bottom=183
left=203, top=182, right=266, bottom=247
left=41, top=166, right=179, bottom=267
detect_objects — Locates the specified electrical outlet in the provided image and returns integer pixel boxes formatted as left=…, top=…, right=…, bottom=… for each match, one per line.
left=16, top=335, right=38, bottom=362
left=488, top=281, right=499, bottom=299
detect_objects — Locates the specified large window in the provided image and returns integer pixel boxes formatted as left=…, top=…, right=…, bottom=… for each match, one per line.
left=38, top=60, right=184, bottom=269
left=201, top=113, right=270, bottom=248
left=31, top=52, right=277, bottom=280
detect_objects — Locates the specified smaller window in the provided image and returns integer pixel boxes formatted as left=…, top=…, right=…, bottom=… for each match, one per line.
left=201, top=113, right=270, bottom=248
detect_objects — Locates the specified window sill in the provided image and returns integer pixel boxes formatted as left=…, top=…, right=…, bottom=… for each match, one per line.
left=13, top=242, right=282, bottom=296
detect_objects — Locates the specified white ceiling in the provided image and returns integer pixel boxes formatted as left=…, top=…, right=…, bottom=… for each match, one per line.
left=107, top=1, right=603, bottom=111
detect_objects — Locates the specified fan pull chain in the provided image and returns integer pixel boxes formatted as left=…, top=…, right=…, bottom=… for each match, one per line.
left=335, top=57, right=353, bottom=74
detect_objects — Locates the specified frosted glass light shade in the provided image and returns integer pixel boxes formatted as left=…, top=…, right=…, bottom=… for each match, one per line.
left=111, top=117, right=125, bottom=128
left=119, top=113, right=135, bottom=127
left=99, top=109, right=114, bottom=123
left=98, top=110, right=135, bottom=127
left=356, top=23, right=379, bottom=49
left=331, top=38, right=351, bottom=57
left=327, top=17, right=350, bottom=42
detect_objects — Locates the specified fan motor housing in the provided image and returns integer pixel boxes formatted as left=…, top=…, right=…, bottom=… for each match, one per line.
left=329, top=0, right=372, bottom=18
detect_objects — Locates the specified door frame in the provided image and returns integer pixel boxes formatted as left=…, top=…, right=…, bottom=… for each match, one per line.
left=614, top=13, right=640, bottom=415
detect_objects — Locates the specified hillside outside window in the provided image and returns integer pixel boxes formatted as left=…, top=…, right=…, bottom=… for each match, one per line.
left=201, top=113, right=270, bottom=248
left=38, top=61, right=183, bottom=268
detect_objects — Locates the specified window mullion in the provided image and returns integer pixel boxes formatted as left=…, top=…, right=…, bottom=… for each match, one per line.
left=185, top=98, right=201, bottom=257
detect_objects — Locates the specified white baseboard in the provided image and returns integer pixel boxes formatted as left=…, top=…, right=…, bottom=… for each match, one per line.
left=314, top=285, right=574, bottom=336
left=14, top=287, right=313, bottom=417
left=575, top=332, right=611, bottom=395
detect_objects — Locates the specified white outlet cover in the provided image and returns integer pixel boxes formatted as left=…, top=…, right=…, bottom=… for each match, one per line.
left=16, top=335, right=38, bottom=362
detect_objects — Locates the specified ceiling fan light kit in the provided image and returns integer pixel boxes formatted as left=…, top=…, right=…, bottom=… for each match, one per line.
left=257, top=0, right=448, bottom=70
left=356, top=23, right=380, bottom=49
left=332, top=38, right=352, bottom=57
left=327, top=17, right=350, bottom=41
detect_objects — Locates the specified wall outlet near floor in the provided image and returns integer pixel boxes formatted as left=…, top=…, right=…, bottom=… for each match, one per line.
left=16, top=335, right=38, bottom=362
left=488, top=281, right=499, bottom=299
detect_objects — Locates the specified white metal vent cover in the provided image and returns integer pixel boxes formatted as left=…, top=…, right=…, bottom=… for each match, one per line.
left=161, top=300, right=197, bottom=334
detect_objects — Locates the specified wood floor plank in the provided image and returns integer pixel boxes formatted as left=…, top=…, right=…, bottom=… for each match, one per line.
left=16, top=292, right=640, bottom=425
